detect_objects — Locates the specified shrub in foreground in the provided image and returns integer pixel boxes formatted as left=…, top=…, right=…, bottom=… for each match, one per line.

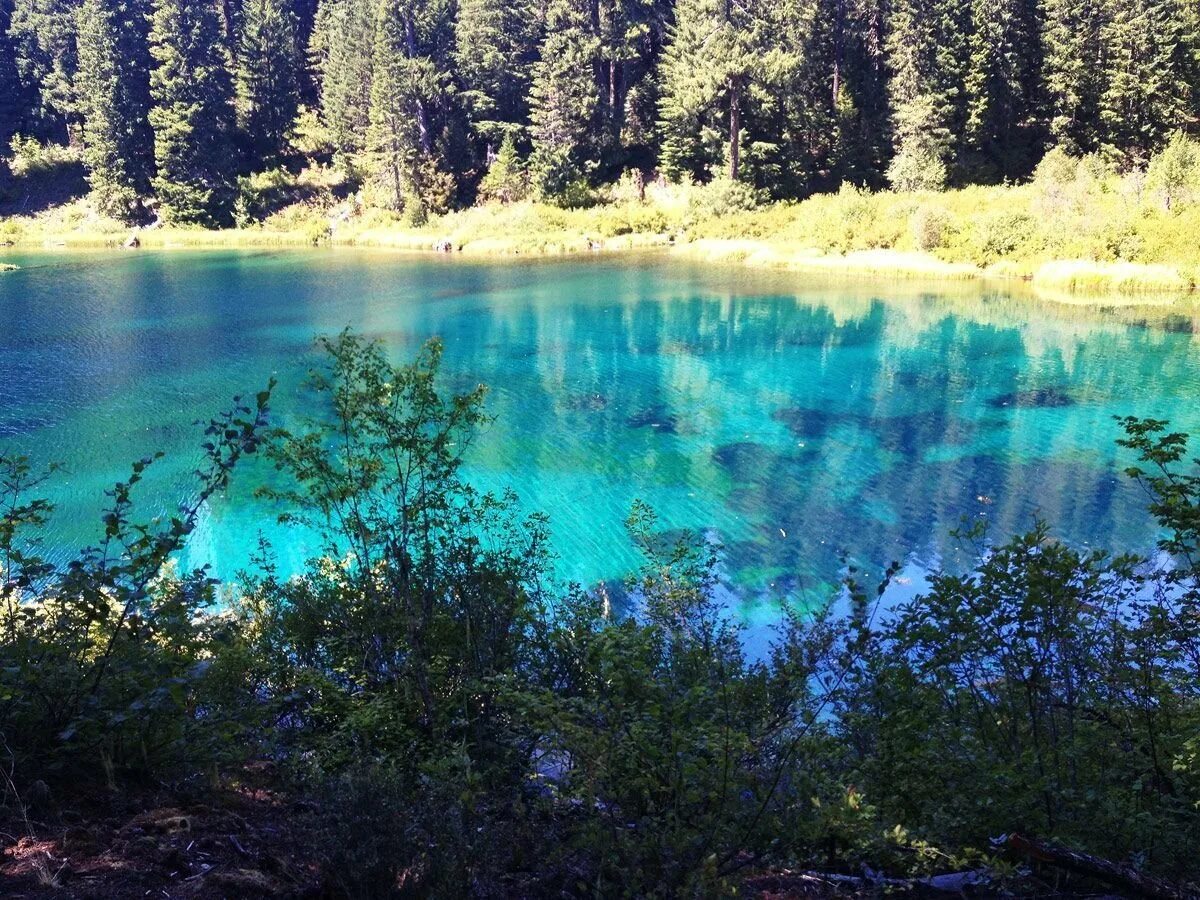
left=1, top=334, right=1197, bottom=895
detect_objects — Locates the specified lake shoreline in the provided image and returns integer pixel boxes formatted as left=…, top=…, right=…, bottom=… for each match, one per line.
left=3, top=225, right=1195, bottom=306
left=4, top=180, right=1199, bottom=304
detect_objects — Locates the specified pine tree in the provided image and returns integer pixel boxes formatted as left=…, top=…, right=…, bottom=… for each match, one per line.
left=476, top=131, right=527, bottom=202
left=0, top=0, right=38, bottom=166
left=528, top=0, right=600, bottom=197
left=453, top=0, right=540, bottom=146
left=148, top=0, right=237, bottom=224
left=963, top=0, right=1041, bottom=179
left=1099, top=0, right=1196, bottom=166
left=311, top=0, right=375, bottom=165
left=75, top=0, right=155, bottom=220
left=886, top=0, right=970, bottom=189
left=8, top=0, right=85, bottom=141
left=367, top=0, right=453, bottom=222
left=656, top=0, right=770, bottom=183
left=236, top=0, right=300, bottom=163
left=1041, top=0, right=1106, bottom=156
left=593, top=0, right=673, bottom=163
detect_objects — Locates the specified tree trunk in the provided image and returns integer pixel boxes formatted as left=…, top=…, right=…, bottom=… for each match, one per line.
left=832, top=0, right=844, bottom=108
left=728, top=78, right=741, bottom=181
left=403, top=15, right=432, bottom=156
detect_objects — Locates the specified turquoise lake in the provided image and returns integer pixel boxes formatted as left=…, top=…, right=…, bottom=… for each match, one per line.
left=2, top=250, right=1198, bottom=626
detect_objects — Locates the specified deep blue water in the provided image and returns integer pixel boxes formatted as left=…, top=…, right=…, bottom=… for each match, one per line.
left=2, top=249, right=1198, bottom=627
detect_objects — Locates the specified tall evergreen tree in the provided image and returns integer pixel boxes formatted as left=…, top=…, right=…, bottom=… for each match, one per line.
left=528, top=0, right=601, bottom=196
left=1099, top=0, right=1196, bottom=165
left=1041, top=0, right=1106, bottom=156
left=0, top=0, right=37, bottom=165
left=367, top=0, right=453, bottom=221
left=148, top=0, right=236, bottom=224
left=75, top=0, right=155, bottom=220
left=886, top=0, right=970, bottom=189
left=311, top=0, right=375, bottom=164
left=963, top=0, right=1041, bottom=179
left=236, top=0, right=300, bottom=163
left=453, top=0, right=540, bottom=146
left=593, top=0, right=673, bottom=165
left=9, top=0, right=85, bottom=141
left=657, top=0, right=772, bottom=182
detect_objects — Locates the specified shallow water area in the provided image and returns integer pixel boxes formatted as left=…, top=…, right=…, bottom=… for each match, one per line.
left=2, top=248, right=1198, bottom=629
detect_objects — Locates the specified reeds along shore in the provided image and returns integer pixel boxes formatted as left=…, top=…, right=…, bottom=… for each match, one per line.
left=2, top=168, right=1198, bottom=300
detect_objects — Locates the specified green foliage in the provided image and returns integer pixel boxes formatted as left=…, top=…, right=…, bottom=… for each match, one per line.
left=6, top=133, right=80, bottom=176
left=1146, top=131, right=1200, bottom=210
left=527, top=0, right=600, bottom=201
left=8, top=0, right=83, bottom=139
left=476, top=132, right=527, bottom=203
left=147, top=0, right=237, bottom=225
left=310, top=0, right=375, bottom=166
left=910, top=201, right=952, bottom=250
left=3, top=332, right=1200, bottom=892
left=888, top=136, right=949, bottom=192
left=452, top=0, right=539, bottom=145
left=366, top=0, right=455, bottom=222
left=236, top=0, right=301, bottom=164
left=0, top=389, right=270, bottom=786
left=75, top=0, right=154, bottom=222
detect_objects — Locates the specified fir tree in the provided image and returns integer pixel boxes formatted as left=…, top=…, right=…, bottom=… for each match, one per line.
left=528, top=0, right=600, bottom=197
left=656, top=0, right=770, bottom=182
left=236, top=0, right=300, bottom=163
left=75, top=0, right=155, bottom=220
left=8, top=0, right=84, bottom=141
left=148, top=0, right=236, bottom=224
left=963, top=0, right=1041, bottom=179
left=453, top=0, right=540, bottom=146
left=476, top=131, right=526, bottom=202
left=367, top=0, right=453, bottom=222
left=1099, top=0, right=1196, bottom=166
left=886, top=0, right=970, bottom=188
left=1041, top=0, right=1106, bottom=156
left=310, top=0, right=374, bottom=165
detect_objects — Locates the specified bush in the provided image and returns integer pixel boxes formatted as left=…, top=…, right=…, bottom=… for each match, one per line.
left=0, top=391, right=270, bottom=788
left=1146, top=132, right=1200, bottom=211
left=887, top=142, right=947, bottom=193
left=910, top=202, right=952, bottom=251
left=686, top=177, right=763, bottom=223
left=7, top=135, right=81, bottom=178
left=5, top=334, right=1200, bottom=893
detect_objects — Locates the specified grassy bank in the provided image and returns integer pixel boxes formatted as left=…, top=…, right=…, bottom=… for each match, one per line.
left=3, top=164, right=1199, bottom=299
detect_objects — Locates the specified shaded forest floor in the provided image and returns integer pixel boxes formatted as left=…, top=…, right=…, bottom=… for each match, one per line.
left=1, top=770, right=1188, bottom=898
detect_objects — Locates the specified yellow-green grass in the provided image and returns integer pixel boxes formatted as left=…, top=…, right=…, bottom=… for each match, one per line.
left=3, top=173, right=1199, bottom=301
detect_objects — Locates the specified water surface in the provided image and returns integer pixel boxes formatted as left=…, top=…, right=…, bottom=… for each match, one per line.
left=2, top=250, right=1197, bottom=624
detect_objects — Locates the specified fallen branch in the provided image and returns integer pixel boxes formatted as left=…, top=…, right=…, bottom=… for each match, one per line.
left=1002, top=833, right=1198, bottom=899
left=745, top=867, right=992, bottom=896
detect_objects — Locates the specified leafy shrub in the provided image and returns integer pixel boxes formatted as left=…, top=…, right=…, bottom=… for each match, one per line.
left=685, top=177, right=763, bottom=224
left=1146, top=132, right=1200, bottom=210
left=909, top=202, right=952, bottom=251
left=887, top=142, right=948, bottom=193
left=7, top=135, right=81, bottom=177
left=0, top=390, right=270, bottom=789
left=5, top=333, right=1200, bottom=893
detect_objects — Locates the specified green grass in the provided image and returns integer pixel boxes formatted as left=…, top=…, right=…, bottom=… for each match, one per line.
left=3, top=163, right=1199, bottom=300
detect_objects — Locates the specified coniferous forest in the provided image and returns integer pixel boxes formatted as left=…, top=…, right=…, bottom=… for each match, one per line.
left=0, top=0, right=1198, bottom=226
